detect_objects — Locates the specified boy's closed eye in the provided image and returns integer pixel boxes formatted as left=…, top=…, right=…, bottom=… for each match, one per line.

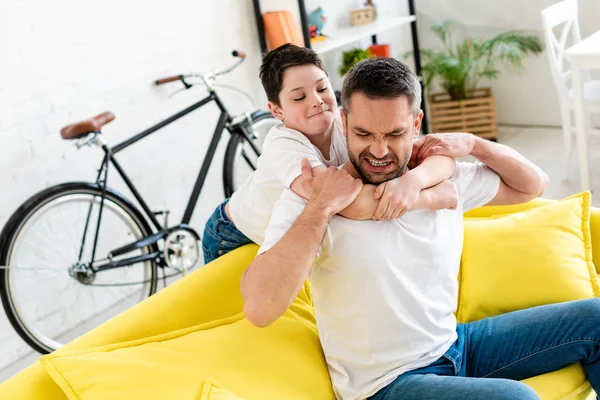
left=293, top=87, right=329, bottom=102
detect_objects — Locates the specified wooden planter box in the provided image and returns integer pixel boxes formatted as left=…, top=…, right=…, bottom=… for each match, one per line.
left=429, top=88, right=498, bottom=140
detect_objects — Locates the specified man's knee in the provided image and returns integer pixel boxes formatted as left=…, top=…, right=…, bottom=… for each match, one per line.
left=574, top=298, right=600, bottom=318
left=492, top=380, right=539, bottom=400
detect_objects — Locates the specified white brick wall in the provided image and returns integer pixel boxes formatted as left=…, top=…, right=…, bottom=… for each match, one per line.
left=0, top=0, right=268, bottom=370
left=0, top=0, right=415, bottom=375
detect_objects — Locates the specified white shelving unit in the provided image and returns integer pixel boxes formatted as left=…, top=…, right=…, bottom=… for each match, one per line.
left=250, top=0, right=428, bottom=132
left=312, top=15, right=417, bottom=55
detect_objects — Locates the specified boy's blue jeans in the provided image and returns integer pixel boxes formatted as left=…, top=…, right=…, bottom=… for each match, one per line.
left=370, top=298, right=600, bottom=399
left=202, top=198, right=253, bottom=264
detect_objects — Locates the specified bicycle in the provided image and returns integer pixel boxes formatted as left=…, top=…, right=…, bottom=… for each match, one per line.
left=0, top=50, right=279, bottom=354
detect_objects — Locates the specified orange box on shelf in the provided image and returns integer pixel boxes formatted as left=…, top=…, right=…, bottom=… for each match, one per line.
left=262, top=11, right=304, bottom=50
left=368, top=44, right=390, bottom=57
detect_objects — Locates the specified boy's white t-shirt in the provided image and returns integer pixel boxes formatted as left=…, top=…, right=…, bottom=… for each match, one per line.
left=228, top=117, right=348, bottom=244
left=257, top=161, right=501, bottom=400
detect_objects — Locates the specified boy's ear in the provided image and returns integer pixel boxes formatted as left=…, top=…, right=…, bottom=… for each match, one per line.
left=268, top=101, right=284, bottom=121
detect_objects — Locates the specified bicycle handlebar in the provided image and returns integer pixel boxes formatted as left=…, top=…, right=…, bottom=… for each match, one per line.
left=155, top=75, right=183, bottom=85
left=154, top=50, right=246, bottom=87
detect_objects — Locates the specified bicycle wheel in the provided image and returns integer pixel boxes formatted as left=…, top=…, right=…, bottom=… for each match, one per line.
left=223, top=111, right=280, bottom=197
left=0, top=182, right=158, bottom=354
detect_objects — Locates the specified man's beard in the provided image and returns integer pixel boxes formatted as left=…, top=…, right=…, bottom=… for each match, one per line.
left=347, top=139, right=412, bottom=185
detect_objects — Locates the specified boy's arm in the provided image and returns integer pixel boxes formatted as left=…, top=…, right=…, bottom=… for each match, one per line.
left=369, top=155, right=456, bottom=220
left=291, top=156, right=456, bottom=220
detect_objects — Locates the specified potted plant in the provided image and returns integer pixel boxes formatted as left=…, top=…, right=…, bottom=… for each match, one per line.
left=339, top=47, right=373, bottom=76
left=408, top=21, right=543, bottom=140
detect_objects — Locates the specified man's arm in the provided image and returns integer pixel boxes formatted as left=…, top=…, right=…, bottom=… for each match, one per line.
left=291, top=156, right=456, bottom=220
left=470, top=137, right=549, bottom=205
left=412, top=133, right=549, bottom=206
left=241, top=165, right=363, bottom=328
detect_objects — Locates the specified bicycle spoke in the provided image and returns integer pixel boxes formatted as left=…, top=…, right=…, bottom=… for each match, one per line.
left=3, top=189, right=156, bottom=353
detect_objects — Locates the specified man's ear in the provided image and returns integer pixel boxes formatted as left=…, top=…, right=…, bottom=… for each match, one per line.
left=413, top=110, right=424, bottom=138
left=340, top=109, right=348, bottom=138
left=268, top=101, right=284, bottom=121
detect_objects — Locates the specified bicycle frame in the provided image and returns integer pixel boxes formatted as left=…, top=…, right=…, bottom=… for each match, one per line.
left=79, top=90, right=262, bottom=274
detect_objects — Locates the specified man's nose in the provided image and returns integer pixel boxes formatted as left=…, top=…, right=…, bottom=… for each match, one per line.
left=370, top=139, right=389, bottom=159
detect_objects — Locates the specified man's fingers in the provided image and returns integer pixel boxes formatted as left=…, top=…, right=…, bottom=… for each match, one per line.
left=301, top=158, right=313, bottom=179
left=421, top=145, right=445, bottom=160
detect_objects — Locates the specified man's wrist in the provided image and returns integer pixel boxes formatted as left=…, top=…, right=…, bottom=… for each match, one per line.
left=306, top=200, right=335, bottom=221
left=469, top=135, right=491, bottom=160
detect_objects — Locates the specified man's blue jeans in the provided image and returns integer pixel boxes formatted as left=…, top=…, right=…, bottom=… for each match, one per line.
left=370, top=298, right=600, bottom=400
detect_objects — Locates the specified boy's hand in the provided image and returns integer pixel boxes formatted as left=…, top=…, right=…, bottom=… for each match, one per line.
left=372, top=172, right=423, bottom=220
left=426, top=180, right=458, bottom=210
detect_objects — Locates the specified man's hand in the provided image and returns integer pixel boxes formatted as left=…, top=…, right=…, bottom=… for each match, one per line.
left=425, top=180, right=458, bottom=210
left=301, top=159, right=363, bottom=218
left=372, top=173, right=423, bottom=220
left=410, top=133, right=476, bottom=166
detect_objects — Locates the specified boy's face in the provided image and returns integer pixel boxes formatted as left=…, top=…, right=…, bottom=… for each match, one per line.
left=341, top=92, right=423, bottom=184
left=268, top=65, right=337, bottom=137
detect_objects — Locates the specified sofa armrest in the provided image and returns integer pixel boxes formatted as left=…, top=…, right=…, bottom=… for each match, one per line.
left=52, top=244, right=267, bottom=354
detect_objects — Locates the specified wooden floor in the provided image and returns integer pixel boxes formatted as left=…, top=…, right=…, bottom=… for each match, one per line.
left=0, top=124, right=599, bottom=386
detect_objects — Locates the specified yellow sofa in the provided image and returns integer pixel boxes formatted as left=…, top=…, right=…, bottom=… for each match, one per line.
left=1, top=197, right=599, bottom=400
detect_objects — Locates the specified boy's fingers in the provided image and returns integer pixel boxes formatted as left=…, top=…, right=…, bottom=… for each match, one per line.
left=374, top=201, right=388, bottom=220
left=374, top=182, right=386, bottom=200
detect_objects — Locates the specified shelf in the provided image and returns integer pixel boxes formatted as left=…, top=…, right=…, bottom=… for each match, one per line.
left=311, top=15, right=417, bottom=54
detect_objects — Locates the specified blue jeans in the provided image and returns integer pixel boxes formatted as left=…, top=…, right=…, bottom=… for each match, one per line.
left=202, top=199, right=253, bottom=264
left=370, top=298, right=600, bottom=400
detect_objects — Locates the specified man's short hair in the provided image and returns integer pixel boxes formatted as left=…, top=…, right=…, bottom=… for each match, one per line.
left=341, top=58, right=422, bottom=115
left=259, top=43, right=327, bottom=106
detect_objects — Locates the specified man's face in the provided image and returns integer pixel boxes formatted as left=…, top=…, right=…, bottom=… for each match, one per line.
left=341, top=92, right=423, bottom=185
left=268, top=65, right=338, bottom=137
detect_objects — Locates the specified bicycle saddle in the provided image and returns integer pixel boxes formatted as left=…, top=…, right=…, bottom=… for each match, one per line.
left=60, top=111, right=115, bottom=139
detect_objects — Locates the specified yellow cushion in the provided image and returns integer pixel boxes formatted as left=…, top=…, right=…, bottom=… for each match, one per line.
left=458, top=191, right=600, bottom=323
left=521, top=363, right=592, bottom=400
left=196, top=380, right=245, bottom=400
left=40, top=308, right=334, bottom=400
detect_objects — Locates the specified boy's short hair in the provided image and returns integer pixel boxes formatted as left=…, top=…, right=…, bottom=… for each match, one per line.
left=341, top=57, right=422, bottom=116
left=259, top=43, right=326, bottom=106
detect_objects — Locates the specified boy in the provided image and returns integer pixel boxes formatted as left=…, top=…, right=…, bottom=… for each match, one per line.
left=202, top=44, right=455, bottom=264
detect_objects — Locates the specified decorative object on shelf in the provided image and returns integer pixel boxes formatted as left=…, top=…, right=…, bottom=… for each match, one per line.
left=406, top=20, right=543, bottom=139
left=429, top=88, right=498, bottom=140
left=364, top=0, right=377, bottom=18
left=339, top=47, right=374, bottom=76
left=349, top=6, right=375, bottom=27
left=368, top=43, right=390, bottom=58
left=307, top=7, right=327, bottom=40
left=262, top=11, right=304, bottom=50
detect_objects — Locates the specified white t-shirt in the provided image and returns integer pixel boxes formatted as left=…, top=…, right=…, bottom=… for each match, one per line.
left=258, top=161, right=501, bottom=400
left=228, top=117, right=348, bottom=244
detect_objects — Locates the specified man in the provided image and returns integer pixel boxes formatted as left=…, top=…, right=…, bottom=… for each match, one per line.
left=241, top=58, right=600, bottom=400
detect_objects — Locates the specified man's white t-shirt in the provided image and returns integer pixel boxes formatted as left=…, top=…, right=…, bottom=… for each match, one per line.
left=257, top=161, right=501, bottom=400
left=228, top=117, right=348, bottom=244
